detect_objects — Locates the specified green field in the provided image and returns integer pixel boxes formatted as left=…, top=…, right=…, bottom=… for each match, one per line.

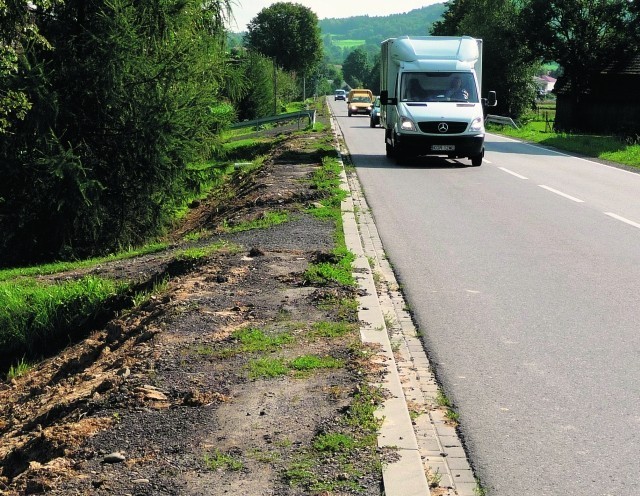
left=332, top=39, right=365, bottom=48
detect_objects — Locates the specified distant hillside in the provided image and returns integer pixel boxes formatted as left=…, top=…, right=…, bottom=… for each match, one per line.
left=319, top=4, right=446, bottom=63
left=227, top=4, right=447, bottom=65
left=319, top=4, right=446, bottom=40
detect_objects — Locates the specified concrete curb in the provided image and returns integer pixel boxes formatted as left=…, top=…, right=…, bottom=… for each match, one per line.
left=329, top=104, right=478, bottom=496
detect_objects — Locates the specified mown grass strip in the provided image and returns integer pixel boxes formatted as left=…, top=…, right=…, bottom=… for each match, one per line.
left=0, top=243, right=168, bottom=282
left=488, top=124, right=640, bottom=168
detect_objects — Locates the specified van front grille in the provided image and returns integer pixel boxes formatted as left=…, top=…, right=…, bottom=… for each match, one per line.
left=418, top=121, right=468, bottom=134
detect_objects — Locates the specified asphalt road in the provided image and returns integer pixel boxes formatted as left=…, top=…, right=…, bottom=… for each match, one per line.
left=329, top=98, right=640, bottom=496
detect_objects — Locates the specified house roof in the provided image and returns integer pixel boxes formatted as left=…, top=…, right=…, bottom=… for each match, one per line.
left=600, top=53, right=640, bottom=75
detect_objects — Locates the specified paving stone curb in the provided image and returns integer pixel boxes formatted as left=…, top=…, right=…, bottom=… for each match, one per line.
left=329, top=108, right=479, bottom=496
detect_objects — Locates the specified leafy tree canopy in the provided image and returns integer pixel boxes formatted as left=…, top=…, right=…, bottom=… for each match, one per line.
left=244, top=2, right=323, bottom=76
left=522, top=0, right=640, bottom=97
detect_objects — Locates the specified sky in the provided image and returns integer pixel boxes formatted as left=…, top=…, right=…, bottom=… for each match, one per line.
left=227, top=0, right=444, bottom=32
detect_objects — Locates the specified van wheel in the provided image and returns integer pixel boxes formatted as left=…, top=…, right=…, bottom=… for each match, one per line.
left=471, top=154, right=483, bottom=167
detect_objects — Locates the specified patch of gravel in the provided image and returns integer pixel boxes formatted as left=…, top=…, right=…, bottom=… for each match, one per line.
left=0, top=110, right=385, bottom=496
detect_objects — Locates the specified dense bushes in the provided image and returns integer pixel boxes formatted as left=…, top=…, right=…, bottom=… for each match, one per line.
left=0, top=0, right=235, bottom=266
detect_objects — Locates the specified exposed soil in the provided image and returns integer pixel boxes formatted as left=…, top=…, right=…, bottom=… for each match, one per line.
left=0, top=107, right=387, bottom=495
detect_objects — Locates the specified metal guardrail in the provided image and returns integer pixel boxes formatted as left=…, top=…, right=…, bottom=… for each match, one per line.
left=230, top=110, right=316, bottom=130
left=486, top=114, right=519, bottom=129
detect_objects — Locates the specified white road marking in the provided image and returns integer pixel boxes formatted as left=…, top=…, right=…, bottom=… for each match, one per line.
left=483, top=158, right=492, bottom=164
left=604, top=212, right=640, bottom=230
left=498, top=167, right=528, bottom=180
left=487, top=132, right=640, bottom=177
left=538, top=185, right=584, bottom=203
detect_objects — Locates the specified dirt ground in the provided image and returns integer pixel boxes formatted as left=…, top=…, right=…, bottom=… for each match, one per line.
left=0, top=107, right=388, bottom=495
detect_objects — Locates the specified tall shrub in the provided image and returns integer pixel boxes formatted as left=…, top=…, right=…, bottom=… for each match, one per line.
left=0, top=0, right=234, bottom=266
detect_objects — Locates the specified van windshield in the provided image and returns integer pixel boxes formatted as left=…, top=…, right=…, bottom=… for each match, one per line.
left=401, top=72, right=478, bottom=103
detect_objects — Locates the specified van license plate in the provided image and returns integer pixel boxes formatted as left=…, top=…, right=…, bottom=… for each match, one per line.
left=432, top=145, right=455, bottom=151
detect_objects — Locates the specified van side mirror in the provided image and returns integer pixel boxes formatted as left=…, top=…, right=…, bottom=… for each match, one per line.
left=380, top=90, right=396, bottom=106
left=487, top=91, right=497, bottom=107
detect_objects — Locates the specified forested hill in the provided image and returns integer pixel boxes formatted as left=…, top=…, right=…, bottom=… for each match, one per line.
left=319, top=4, right=446, bottom=44
left=318, top=4, right=446, bottom=64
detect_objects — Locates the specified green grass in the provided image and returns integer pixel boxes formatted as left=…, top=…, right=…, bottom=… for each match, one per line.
left=248, top=357, right=289, bottom=379
left=310, top=321, right=355, bottom=338
left=290, top=354, right=343, bottom=373
left=203, top=449, right=244, bottom=471
left=0, top=243, right=168, bottom=282
left=221, top=211, right=291, bottom=233
left=489, top=112, right=640, bottom=169
left=233, top=326, right=294, bottom=353
left=0, top=276, right=129, bottom=360
left=174, top=240, right=241, bottom=262
left=284, top=381, right=383, bottom=492
left=6, top=357, right=31, bottom=380
left=312, top=432, right=356, bottom=452
left=332, top=39, right=365, bottom=49
left=248, top=354, right=343, bottom=379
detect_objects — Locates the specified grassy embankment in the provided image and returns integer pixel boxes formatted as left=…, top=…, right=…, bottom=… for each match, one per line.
left=488, top=100, right=640, bottom=168
left=0, top=99, right=337, bottom=376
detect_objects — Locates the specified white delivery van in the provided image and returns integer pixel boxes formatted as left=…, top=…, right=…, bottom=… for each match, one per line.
left=380, top=36, right=496, bottom=165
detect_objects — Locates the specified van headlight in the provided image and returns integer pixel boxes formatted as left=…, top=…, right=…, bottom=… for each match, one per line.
left=400, top=117, right=416, bottom=131
left=469, top=117, right=484, bottom=132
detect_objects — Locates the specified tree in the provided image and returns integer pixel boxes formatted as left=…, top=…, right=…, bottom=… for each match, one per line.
left=0, top=0, right=60, bottom=134
left=0, top=0, right=236, bottom=265
left=244, top=2, right=323, bottom=77
left=342, top=47, right=370, bottom=89
left=235, top=51, right=275, bottom=120
left=432, top=0, right=539, bottom=118
left=522, top=0, right=639, bottom=100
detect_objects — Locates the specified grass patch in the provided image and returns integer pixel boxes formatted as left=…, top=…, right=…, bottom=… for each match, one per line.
left=290, top=354, right=343, bottom=373
left=221, top=211, right=291, bottom=233
left=489, top=123, right=640, bottom=168
left=312, top=432, right=356, bottom=452
left=203, top=449, right=243, bottom=471
left=303, top=250, right=355, bottom=287
left=284, top=381, right=383, bottom=492
left=332, top=39, right=366, bottom=49
left=248, top=354, right=342, bottom=379
left=310, top=321, right=355, bottom=338
left=6, top=357, right=32, bottom=380
left=248, top=357, right=289, bottom=379
left=174, top=240, right=241, bottom=262
left=233, top=326, right=294, bottom=353
left=0, top=276, right=129, bottom=361
left=0, top=243, right=168, bottom=282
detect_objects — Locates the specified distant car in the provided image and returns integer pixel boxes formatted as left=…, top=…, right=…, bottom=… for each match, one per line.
left=369, top=96, right=381, bottom=127
left=334, top=89, right=346, bottom=101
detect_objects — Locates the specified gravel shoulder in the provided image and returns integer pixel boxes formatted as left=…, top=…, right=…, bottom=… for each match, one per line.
left=0, top=105, right=389, bottom=495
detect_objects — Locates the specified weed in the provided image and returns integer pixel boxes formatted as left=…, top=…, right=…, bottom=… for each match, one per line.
left=313, top=432, right=355, bottom=452
left=310, top=321, right=354, bottom=338
left=383, top=312, right=395, bottom=330
left=6, top=357, right=31, bottom=380
left=428, top=467, right=442, bottom=488
left=445, top=409, right=460, bottom=424
left=436, top=390, right=452, bottom=408
left=203, top=449, right=243, bottom=471
left=290, top=355, right=343, bottom=373
left=248, top=357, right=288, bottom=379
left=232, top=326, right=294, bottom=353
left=248, top=448, right=280, bottom=463
left=221, top=211, right=290, bottom=233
